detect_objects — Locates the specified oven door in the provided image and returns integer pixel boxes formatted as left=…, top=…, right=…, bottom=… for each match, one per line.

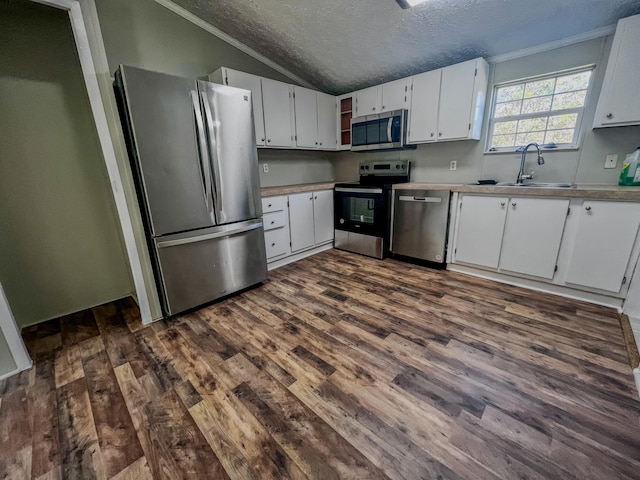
left=334, top=187, right=388, bottom=238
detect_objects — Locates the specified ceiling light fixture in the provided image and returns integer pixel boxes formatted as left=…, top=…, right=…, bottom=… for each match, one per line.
left=396, top=0, right=429, bottom=8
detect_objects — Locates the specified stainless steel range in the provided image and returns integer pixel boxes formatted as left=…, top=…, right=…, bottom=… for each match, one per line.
left=334, top=159, right=410, bottom=259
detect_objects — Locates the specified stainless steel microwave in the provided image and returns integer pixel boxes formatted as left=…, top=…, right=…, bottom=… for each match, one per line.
left=351, top=109, right=414, bottom=151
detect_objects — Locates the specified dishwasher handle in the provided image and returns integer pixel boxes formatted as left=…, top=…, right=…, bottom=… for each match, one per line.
left=398, top=195, right=442, bottom=203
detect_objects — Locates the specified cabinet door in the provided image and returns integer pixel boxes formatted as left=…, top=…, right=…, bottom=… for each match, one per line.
left=380, top=78, right=407, bottom=112
left=223, top=69, right=266, bottom=146
left=261, top=78, right=294, bottom=147
left=499, top=198, right=569, bottom=279
left=313, top=190, right=334, bottom=244
left=289, top=192, right=315, bottom=252
left=355, top=86, right=380, bottom=116
left=594, top=15, right=640, bottom=127
left=293, top=87, right=318, bottom=149
left=565, top=201, right=640, bottom=292
left=407, top=70, right=441, bottom=144
left=438, top=60, right=477, bottom=140
left=317, top=92, right=337, bottom=150
left=454, top=196, right=508, bottom=269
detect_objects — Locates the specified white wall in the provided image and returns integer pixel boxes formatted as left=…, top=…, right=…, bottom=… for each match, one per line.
left=0, top=0, right=133, bottom=328
left=334, top=36, right=640, bottom=185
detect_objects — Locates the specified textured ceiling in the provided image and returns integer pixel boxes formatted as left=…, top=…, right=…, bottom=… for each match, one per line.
left=170, top=0, right=640, bottom=94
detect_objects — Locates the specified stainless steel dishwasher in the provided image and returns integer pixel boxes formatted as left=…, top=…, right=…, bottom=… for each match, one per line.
left=391, top=189, right=451, bottom=263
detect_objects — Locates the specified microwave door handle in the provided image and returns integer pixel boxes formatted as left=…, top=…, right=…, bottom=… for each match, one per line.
left=190, top=90, right=212, bottom=214
left=387, top=118, right=393, bottom=143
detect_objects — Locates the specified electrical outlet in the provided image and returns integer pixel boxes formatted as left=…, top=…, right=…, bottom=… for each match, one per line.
left=604, top=154, right=618, bottom=169
left=262, top=163, right=269, bottom=173
left=450, top=161, right=457, bottom=171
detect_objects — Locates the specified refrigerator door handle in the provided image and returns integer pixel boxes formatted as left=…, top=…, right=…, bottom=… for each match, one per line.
left=200, top=91, right=224, bottom=223
left=156, top=221, right=263, bottom=248
left=190, top=90, right=213, bottom=215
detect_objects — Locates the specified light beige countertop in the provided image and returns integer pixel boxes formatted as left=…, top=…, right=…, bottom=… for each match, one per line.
left=393, top=182, right=640, bottom=201
left=261, top=182, right=336, bottom=197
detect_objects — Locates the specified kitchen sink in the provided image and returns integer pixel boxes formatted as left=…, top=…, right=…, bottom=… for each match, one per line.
left=495, top=182, right=576, bottom=188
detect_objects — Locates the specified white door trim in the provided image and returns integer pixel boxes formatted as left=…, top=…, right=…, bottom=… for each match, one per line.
left=0, top=0, right=155, bottom=376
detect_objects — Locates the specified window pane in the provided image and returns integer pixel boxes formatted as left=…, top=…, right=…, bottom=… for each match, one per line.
left=495, top=101, right=521, bottom=118
left=496, top=84, right=524, bottom=103
left=517, top=117, right=547, bottom=132
left=493, top=120, right=518, bottom=135
left=516, top=131, right=545, bottom=146
left=524, top=79, right=555, bottom=98
left=522, top=96, right=552, bottom=114
left=555, top=71, right=591, bottom=93
left=552, top=91, right=587, bottom=110
left=548, top=113, right=578, bottom=130
left=492, top=134, right=516, bottom=148
left=545, top=129, right=574, bottom=144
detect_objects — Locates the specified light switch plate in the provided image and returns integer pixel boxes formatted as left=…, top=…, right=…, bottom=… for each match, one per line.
left=605, top=154, right=618, bottom=169
left=262, top=163, right=269, bottom=173
left=450, top=161, right=457, bottom=171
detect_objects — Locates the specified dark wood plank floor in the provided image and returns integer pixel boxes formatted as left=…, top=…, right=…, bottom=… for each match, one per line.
left=1, top=249, right=639, bottom=479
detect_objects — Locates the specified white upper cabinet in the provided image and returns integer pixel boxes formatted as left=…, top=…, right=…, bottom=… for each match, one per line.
left=261, top=78, right=294, bottom=148
left=407, top=69, right=441, bottom=143
left=317, top=92, right=337, bottom=150
left=209, top=67, right=266, bottom=146
left=293, top=86, right=318, bottom=149
left=379, top=78, right=407, bottom=112
left=499, top=198, right=569, bottom=279
left=454, top=195, right=508, bottom=269
left=594, top=14, right=640, bottom=128
left=294, top=88, right=336, bottom=150
left=355, top=86, right=380, bottom=116
left=354, top=80, right=407, bottom=117
left=407, top=58, right=489, bottom=144
left=565, top=201, right=640, bottom=292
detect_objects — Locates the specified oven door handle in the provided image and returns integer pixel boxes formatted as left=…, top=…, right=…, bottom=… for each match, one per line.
left=335, top=187, right=383, bottom=194
left=399, top=195, right=442, bottom=203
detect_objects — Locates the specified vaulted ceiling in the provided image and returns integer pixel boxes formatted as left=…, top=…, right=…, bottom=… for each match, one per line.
left=170, top=0, right=640, bottom=95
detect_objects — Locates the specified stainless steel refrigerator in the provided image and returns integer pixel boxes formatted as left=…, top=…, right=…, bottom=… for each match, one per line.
left=114, top=65, right=267, bottom=316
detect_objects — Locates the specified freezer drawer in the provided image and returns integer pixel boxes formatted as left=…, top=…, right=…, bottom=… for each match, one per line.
left=155, top=220, right=268, bottom=315
left=391, top=189, right=451, bottom=263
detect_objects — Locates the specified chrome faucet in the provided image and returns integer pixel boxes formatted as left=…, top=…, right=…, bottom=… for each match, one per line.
left=517, top=142, right=545, bottom=184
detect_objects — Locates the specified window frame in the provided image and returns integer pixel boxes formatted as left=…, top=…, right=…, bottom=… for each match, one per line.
left=485, top=65, right=596, bottom=154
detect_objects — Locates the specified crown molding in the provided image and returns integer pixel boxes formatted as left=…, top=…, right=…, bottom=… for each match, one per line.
left=487, top=24, right=616, bottom=64
left=154, top=0, right=316, bottom=89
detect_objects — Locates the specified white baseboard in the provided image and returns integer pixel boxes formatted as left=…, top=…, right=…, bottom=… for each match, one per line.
left=267, top=243, right=333, bottom=271
left=448, top=264, right=623, bottom=311
left=634, top=368, right=640, bottom=401
left=0, top=367, right=21, bottom=382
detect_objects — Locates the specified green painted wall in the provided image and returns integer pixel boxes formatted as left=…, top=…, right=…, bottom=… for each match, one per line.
left=0, top=1, right=133, bottom=328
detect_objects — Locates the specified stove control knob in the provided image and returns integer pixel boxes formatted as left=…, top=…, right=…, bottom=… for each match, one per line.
left=340, top=218, right=345, bottom=224
left=360, top=165, right=364, bottom=170
left=365, top=165, right=370, bottom=170
left=396, top=165, right=400, bottom=169
left=402, top=165, right=406, bottom=169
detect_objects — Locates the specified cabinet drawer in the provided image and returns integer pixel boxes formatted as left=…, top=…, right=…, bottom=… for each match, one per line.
left=262, top=196, right=287, bottom=214
left=264, top=227, right=289, bottom=259
left=263, top=211, right=287, bottom=231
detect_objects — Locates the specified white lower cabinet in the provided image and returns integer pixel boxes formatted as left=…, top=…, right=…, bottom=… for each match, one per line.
left=289, top=190, right=334, bottom=252
left=565, top=201, right=640, bottom=292
left=454, top=195, right=508, bottom=268
left=263, top=189, right=334, bottom=265
left=499, top=198, right=569, bottom=279
left=453, top=194, right=640, bottom=299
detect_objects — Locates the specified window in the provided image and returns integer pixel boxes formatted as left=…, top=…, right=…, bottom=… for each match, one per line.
left=487, top=67, right=594, bottom=152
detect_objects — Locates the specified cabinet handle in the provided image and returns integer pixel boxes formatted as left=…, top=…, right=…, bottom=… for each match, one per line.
left=320, top=142, right=323, bottom=145
left=314, top=196, right=318, bottom=199
left=511, top=202, right=517, bottom=207
left=372, top=107, right=376, bottom=111
left=438, top=132, right=442, bottom=137
left=271, top=243, right=275, bottom=247
left=270, top=221, right=275, bottom=225
left=267, top=139, right=271, bottom=143
left=606, top=113, right=613, bottom=119
left=382, top=105, right=386, bottom=110
left=501, top=202, right=506, bottom=207
left=261, top=138, right=265, bottom=142
left=430, top=133, right=434, bottom=137
left=585, top=206, right=592, bottom=211
left=268, top=204, right=272, bottom=208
